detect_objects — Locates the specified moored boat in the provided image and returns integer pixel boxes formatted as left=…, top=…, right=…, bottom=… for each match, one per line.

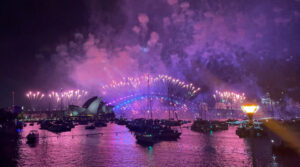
left=26, top=130, right=39, bottom=143
left=191, top=119, right=228, bottom=133
left=136, top=133, right=157, bottom=145
left=236, top=123, right=266, bottom=138
left=158, top=128, right=181, bottom=140
left=115, top=118, right=127, bottom=125
left=95, top=120, right=107, bottom=127
left=78, top=121, right=89, bottom=125
left=85, top=124, right=96, bottom=130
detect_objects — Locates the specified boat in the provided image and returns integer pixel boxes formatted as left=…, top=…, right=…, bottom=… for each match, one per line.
left=136, top=133, right=157, bottom=145
left=191, top=119, right=228, bottom=133
left=78, top=121, right=88, bottom=125
left=26, top=130, right=39, bottom=142
left=130, top=120, right=182, bottom=144
left=160, top=119, right=182, bottom=126
left=48, top=124, right=63, bottom=132
left=115, top=118, right=127, bottom=125
left=95, top=120, right=107, bottom=127
left=236, top=123, right=266, bottom=138
left=227, top=120, right=242, bottom=126
left=158, top=127, right=181, bottom=140
left=40, top=120, right=52, bottom=130
left=47, top=123, right=72, bottom=133
left=85, top=124, right=96, bottom=130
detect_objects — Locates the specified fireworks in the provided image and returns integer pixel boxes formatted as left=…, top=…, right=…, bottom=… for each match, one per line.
left=25, top=91, right=45, bottom=110
left=102, top=74, right=200, bottom=93
left=100, top=74, right=201, bottom=118
left=101, top=74, right=201, bottom=101
left=213, top=90, right=246, bottom=110
left=213, top=90, right=245, bottom=102
left=58, top=89, right=88, bottom=105
left=25, top=89, right=88, bottom=110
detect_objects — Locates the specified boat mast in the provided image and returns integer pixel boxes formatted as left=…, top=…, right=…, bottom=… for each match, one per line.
left=60, top=88, right=63, bottom=119
left=147, top=74, right=152, bottom=119
left=168, top=85, right=171, bottom=120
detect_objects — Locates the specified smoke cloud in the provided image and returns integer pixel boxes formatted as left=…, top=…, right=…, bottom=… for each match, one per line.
left=38, top=0, right=300, bottom=102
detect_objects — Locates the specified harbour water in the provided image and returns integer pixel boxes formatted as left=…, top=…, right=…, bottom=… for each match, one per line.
left=10, top=123, right=300, bottom=167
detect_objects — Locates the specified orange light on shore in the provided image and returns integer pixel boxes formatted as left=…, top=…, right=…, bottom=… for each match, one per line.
left=241, top=105, right=259, bottom=114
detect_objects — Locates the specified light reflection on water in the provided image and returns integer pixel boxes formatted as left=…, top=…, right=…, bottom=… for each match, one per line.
left=17, top=123, right=298, bottom=167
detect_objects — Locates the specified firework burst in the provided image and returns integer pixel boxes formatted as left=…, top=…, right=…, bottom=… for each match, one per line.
left=101, top=74, right=201, bottom=101
left=25, top=89, right=88, bottom=110
left=25, top=91, right=45, bottom=110
left=213, top=90, right=246, bottom=110
left=100, top=74, right=201, bottom=118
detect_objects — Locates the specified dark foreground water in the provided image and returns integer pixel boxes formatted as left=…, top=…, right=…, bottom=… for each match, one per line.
left=11, top=123, right=299, bottom=167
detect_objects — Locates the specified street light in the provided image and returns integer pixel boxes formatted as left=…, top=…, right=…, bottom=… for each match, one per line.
left=241, top=104, right=259, bottom=125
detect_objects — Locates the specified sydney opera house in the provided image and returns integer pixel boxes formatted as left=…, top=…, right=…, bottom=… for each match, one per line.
left=66, top=96, right=114, bottom=118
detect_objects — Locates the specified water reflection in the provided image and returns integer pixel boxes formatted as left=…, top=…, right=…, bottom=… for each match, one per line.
left=14, top=123, right=299, bottom=167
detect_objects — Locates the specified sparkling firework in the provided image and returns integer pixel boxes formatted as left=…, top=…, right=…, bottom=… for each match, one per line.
left=101, top=74, right=201, bottom=118
left=101, top=74, right=201, bottom=101
left=25, top=89, right=88, bottom=110
left=25, top=91, right=45, bottom=110
left=213, top=90, right=246, bottom=110
left=59, top=89, right=88, bottom=105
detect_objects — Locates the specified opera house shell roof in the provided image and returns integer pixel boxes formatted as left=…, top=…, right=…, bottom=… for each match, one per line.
left=69, top=96, right=113, bottom=116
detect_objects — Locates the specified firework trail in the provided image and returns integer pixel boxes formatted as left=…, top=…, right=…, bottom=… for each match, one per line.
left=25, top=91, right=45, bottom=111
left=213, top=90, right=246, bottom=110
left=25, top=89, right=88, bottom=110
left=101, top=74, right=201, bottom=101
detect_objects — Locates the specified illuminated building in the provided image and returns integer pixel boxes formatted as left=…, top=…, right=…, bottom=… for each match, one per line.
left=67, top=96, right=114, bottom=119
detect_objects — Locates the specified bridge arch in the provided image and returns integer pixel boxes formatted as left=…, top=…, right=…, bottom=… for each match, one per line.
left=108, top=94, right=199, bottom=118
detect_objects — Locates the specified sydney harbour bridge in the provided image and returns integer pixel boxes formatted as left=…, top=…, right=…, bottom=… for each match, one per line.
left=23, top=74, right=246, bottom=120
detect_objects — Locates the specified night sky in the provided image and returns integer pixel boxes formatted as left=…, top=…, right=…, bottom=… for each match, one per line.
left=0, top=0, right=90, bottom=106
left=0, top=0, right=300, bottom=107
